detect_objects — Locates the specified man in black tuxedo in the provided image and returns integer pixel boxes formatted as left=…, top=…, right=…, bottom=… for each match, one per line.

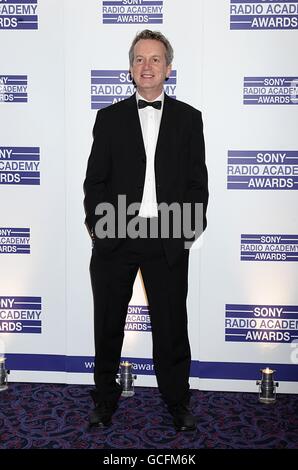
left=84, top=30, right=208, bottom=431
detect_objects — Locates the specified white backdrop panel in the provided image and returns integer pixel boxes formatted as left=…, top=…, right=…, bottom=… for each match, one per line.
left=0, top=0, right=297, bottom=393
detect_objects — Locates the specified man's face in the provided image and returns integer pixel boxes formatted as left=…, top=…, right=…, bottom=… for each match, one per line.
left=130, top=39, right=172, bottom=98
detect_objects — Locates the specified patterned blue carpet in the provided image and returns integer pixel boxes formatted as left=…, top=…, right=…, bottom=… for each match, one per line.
left=0, top=383, right=297, bottom=449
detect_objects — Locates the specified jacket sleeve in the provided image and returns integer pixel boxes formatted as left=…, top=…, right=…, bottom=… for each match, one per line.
left=184, top=109, right=209, bottom=236
left=83, top=110, right=111, bottom=234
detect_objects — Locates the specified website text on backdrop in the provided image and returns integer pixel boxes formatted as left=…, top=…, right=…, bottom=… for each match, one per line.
left=83, top=29, right=208, bottom=432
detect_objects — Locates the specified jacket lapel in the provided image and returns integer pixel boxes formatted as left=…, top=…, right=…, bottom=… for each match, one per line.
left=156, top=93, right=175, bottom=150
left=155, top=93, right=176, bottom=175
left=125, top=93, right=146, bottom=157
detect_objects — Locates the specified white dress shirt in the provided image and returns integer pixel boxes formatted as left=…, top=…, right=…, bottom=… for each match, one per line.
left=136, top=91, right=164, bottom=218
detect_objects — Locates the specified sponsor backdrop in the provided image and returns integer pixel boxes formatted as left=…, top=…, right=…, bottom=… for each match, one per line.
left=1, top=0, right=297, bottom=393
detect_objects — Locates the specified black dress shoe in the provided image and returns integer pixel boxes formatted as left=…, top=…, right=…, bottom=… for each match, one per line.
left=168, top=403, right=197, bottom=432
left=89, top=401, right=118, bottom=428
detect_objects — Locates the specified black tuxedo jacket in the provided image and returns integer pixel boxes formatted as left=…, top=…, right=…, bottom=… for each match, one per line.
left=84, top=93, right=208, bottom=266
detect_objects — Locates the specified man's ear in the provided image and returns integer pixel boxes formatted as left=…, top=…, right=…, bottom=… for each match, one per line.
left=166, top=64, right=172, bottom=79
left=129, top=69, right=135, bottom=86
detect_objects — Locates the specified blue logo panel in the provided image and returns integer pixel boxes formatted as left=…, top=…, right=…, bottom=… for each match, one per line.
left=0, top=147, right=40, bottom=185
left=227, top=150, right=298, bottom=190
left=225, top=304, right=298, bottom=343
left=0, top=228, right=30, bottom=254
left=102, top=0, right=163, bottom=24
left=241, top=234, right=298, bottom=261
left=0, top=296, right=42, bottom=334
left=125, top=305, right=151, bottom=332
left=0, top=75, right=28, bottom=103
left=243, top=77, right=298, bottom=105
left=230, top=0, right=298, bottom=30
left=0, top=0, right=38, bottom=30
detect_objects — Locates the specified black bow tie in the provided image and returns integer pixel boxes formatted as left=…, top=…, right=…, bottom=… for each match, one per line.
left=138, top=99, right=162, bottom=110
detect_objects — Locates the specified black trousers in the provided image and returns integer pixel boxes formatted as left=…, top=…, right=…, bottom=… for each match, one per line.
left=90, top=235, right=191, bottom=407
